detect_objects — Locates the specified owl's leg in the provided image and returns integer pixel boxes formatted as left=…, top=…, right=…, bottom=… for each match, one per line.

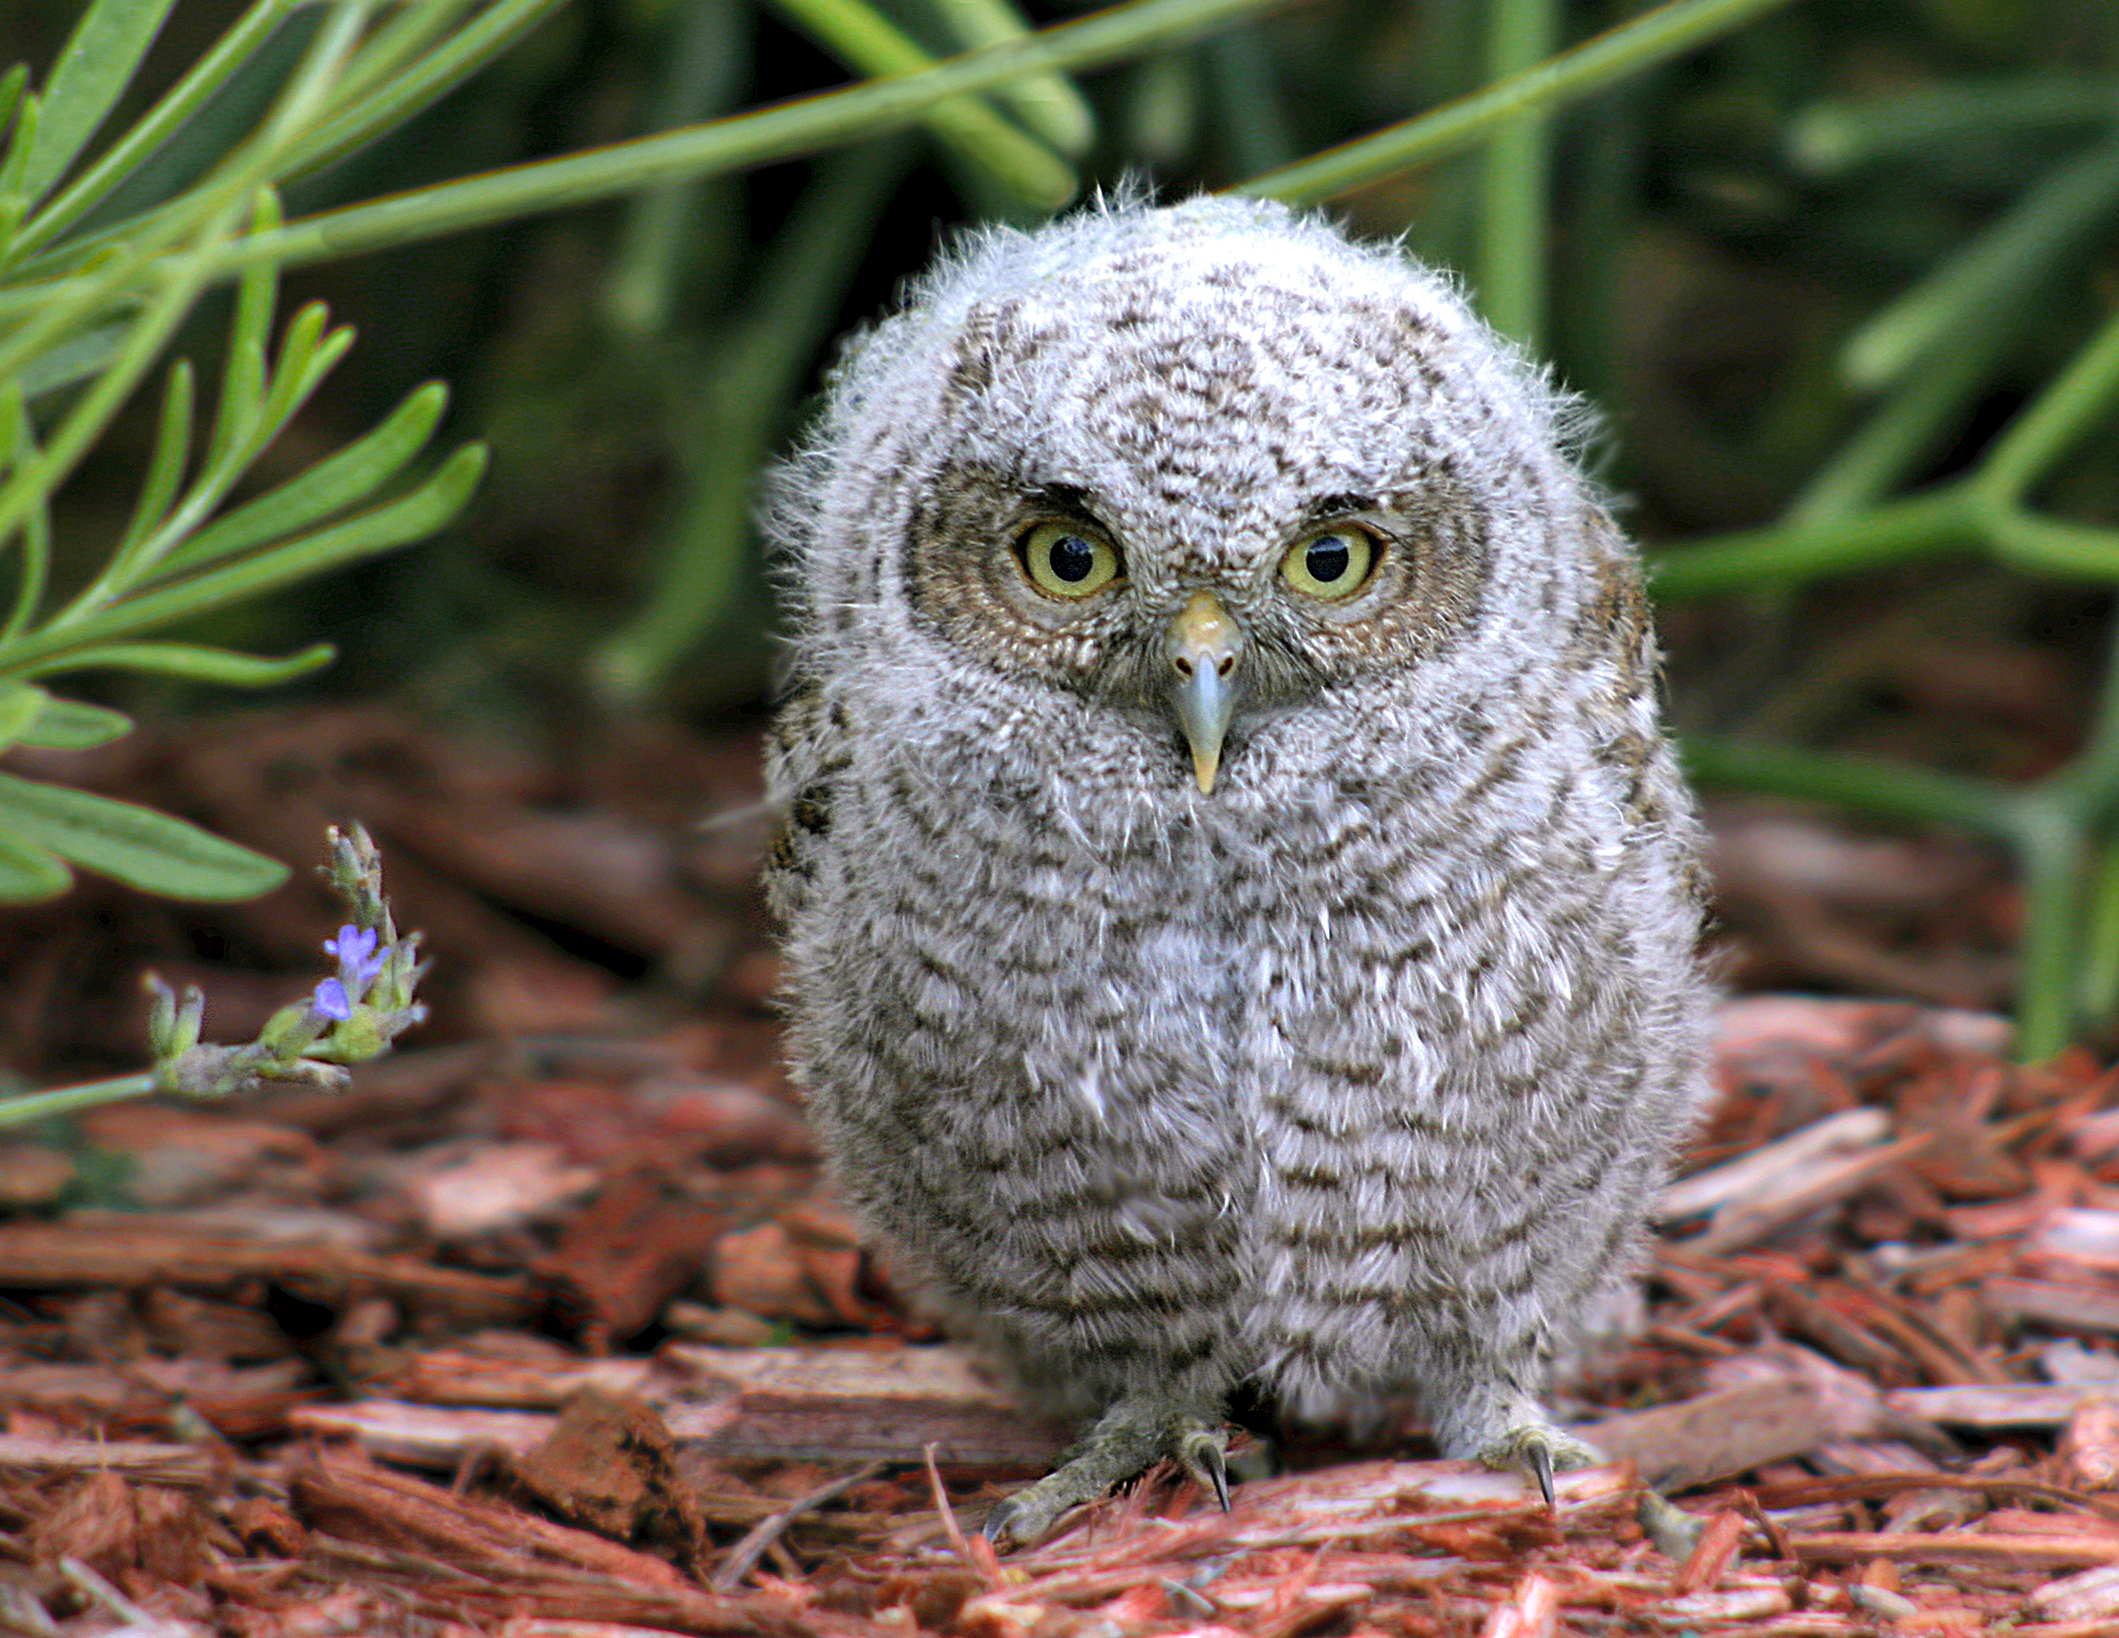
left=982, top=1392, right=1231, bottom=1549
left=1421, top=1358, right=1600, bottom=1506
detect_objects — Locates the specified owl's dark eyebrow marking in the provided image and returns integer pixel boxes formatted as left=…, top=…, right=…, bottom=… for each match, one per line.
left=1023, top=482, right=1099, bottom=517
left=1302, top=493, right=1378, bottom=523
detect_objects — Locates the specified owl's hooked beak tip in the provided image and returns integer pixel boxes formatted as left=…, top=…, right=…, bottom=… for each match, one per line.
left=1165, top=590, right=1243, bottom=794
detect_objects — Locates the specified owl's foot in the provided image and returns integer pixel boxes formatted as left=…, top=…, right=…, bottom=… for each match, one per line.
left=1178, top=1424, right=1232, bottom=1512
left=981, top=1402, right=1232, bottom=1550
left=1475, top=1423, right=1602, bottom=1507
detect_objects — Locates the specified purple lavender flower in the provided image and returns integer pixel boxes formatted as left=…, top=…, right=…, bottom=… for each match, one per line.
left=324, top=924, right=385, bottom=1000
left=313, top=977, right=353, bottom=1022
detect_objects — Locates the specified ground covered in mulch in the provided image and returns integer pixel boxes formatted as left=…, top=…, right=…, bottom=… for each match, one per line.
left=0, top=707, right=2114, bottom=1637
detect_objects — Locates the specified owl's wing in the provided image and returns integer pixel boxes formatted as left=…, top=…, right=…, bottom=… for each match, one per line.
left=762, top=681, right=853, bottom=924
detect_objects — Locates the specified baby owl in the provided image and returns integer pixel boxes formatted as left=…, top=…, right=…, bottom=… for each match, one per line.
left=765, top=196, right=1711, bottom=1547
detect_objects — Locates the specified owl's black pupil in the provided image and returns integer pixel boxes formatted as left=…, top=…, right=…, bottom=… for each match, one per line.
left=1048, top=534, right=1097, bottom=582
left=1306, top=537, right=1352, bottom=582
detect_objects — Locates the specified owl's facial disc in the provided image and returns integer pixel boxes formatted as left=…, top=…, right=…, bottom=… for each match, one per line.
left=1164, top=590, right=1244, bottom=793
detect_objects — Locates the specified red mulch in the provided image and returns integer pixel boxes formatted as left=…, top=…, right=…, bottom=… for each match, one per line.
left=0, top=706, right=2112, bottom=1636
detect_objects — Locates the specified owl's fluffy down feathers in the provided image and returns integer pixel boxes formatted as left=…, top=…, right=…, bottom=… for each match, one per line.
left=766, top=197, right=1710, bottom=1482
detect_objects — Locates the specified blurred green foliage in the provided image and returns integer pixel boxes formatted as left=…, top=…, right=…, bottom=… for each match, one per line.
left=2, top=0, right=2119, bottom=1055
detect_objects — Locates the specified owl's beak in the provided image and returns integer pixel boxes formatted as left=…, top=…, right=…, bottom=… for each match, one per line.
left=1164, top=589, right=1244, bottom=794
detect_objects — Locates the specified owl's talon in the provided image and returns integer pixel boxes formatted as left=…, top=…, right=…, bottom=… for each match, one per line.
left=1179, top=1427, right=1232, bottom=1512
left=1476, top=1424, right=1600, bottom=1508
left=980, top=1492, right=1051, bottom=1552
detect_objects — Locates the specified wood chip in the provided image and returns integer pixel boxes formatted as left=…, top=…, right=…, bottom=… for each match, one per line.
left=1585, top=1375, right=1878, bottom=1491
left=0, top=1220, right=535, bottom=1324
left=2031, top=1561, right=2119, bottom=1621
left=290, top=1401, right=556, bottom=1467
left=1986, top=1276, right=2119, bottom=1334
left=661, top=1344, right=1071, bottom=1467
left=0, top=1434, right=214, bottom=1486
left=1790, top=1531, right=2119, bottom=1566
left=1661, top=1109, right=1890, bottom=1222
left=1884, top=1384, right=2110, bottom=1428
left=1688, top=1134, right=1937, bottom=1255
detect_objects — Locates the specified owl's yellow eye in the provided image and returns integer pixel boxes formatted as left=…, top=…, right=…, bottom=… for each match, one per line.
left=1018, top=520, right=1122, bottom=599
left=1280, top=525, right=1377, bottom=599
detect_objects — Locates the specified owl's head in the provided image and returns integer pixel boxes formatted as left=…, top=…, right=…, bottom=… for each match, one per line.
left=775, top=197, right=1618, bottom=797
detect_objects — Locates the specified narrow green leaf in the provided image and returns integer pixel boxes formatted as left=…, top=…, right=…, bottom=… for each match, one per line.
left=3, top=388, right=48, bottom=639
left=1787, top=77, right=2119, bottom=178
left=118, top=360, right=194, bottom=557
left=0, top=682, right=46, bottom=752
left=0, top=827, right=71, bottom=902
left=20, top=0, right=181, bottom=205
left=11, top=0, right=300, bottom=257
left=246, top=308, right=344, bottom=459
left=205, top=190, right=284, bottom=472
left=262, top=301, right=330, bottom=424
left=16, top=641, right=335, bottom=687
left=0, top=91, right=40, bottom=200
left=0, top=444, right=488, bottom=671
left=17, top=321, right=133, bottom=399
left=20, top=696, right=133, bottom=750
left=159, top=383, right=447, bottom=576
left=1840, top=137, right=2119, bottom=391
left=320, top=0, right=472, bottom=111
left=278, top=0, right=570, bottom=183
left=0, top=771, right=287, bottom=900
left=0, top=65, right=29, bottom=140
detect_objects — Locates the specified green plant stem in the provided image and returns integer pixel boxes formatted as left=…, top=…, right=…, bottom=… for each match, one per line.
left=1238, top=0, right=1796, bottom=203
left=1976, top=305, right=2119, bottom=507
left=767, top=0, right=1074, bottom=208
left=2011, top=796, right=2087, bottom=1061
left=1475, top=0, right=1557, bottom=346
left=0, top=1, right=365, bottom=389
left=1840, top=135, right=2119, bottom=392
left=305, top=0, right=475, bottom=115
left=158, top=0, right=1288, bottom=280
left=593, top=138, right=912, bottom=702
left=0, top=444, right=484, bottom=678
left=0, top=1071, right=153, bottom=1127
left=1680, top=734, right=2018, bottom=835
left=1648, top=489, right=1976, bottom=596
left=928, top=0, right=1096, bottom=156
left=2, top=393, right=47, bottom=641
left=1784, top=302, right=2025, bottom=524
left=1987, top=512, right=2119, bottom=580
left=2047, top=618, right=2119, bottom=822
left=602, top=0, right=749, bottom=337
left=0, top=4, right=378, bottom=560
left=1786, top=75, right=2119, bottom=177
left=2078, top=838, right=2119, bottom=1023
left=13, top=0, right=555, bottom=283
left=0, top=239, right=229, bottom=563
